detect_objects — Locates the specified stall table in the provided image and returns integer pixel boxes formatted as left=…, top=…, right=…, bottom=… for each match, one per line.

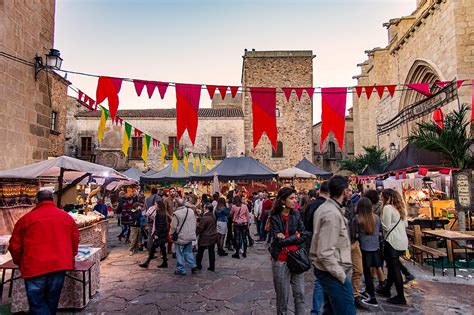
left=78, top=220, right=108, bottom=260
left=422, top=230, right=474, bottom=276
left=1, top=247, right=101, bottom=312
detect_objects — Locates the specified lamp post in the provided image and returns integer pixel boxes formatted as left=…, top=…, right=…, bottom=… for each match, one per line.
left=34, top=48, right=63, bottom=80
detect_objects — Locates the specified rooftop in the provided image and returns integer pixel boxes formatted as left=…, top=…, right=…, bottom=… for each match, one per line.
left=76, top=108, right=244, bottom=118
left=243, top=50, right=315, bottom=58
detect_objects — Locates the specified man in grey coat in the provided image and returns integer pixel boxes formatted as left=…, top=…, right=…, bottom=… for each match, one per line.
left=170, top=198, right=198, bottom=275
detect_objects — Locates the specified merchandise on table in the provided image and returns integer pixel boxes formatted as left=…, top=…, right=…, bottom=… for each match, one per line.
left=69, top=211, right=105, bottom=228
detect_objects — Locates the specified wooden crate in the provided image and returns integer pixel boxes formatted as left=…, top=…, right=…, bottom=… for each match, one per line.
left=79, top=220, right=108, bottom=260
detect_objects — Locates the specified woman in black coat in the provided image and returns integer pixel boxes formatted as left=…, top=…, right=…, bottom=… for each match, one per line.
left=139, top=199, right=169, bottom=268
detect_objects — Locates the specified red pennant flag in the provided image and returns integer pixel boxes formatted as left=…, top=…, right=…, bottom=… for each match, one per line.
left=78, top=90, right=84, bottom=102
left=134, top=128, right=143, bottom=137
left=294, top=88, right=304, bottom=101
left=355, top=86, right=363, bottom=98
left=418, top=167, right=429, bottom=176
left=250, top=87, right=278, bottom=149
left=282, top=88, right=293, bottom=102
left=145, top=82, right=157, bottom=98
left=457, top=80, right=465, bottom=89
left=395, top=172, right=399, bottom=180
left=435, top=81, right=448, bottom=89
left=156, top=82, right=169, bottom=99
left=96, top=76, right=123, bottom=120
left=88, top=98, right=95, bottom=110
left=117, top=117, right=123, bottom=126
left=321, top=87, right=347, bottom=150
left=364, top=86, right=374, bottom=99
left=439, top=168, right=451, bottom=175
left=305, top=88, right=315, bottom=101
left=375, top=86, right=385, bottom=98
left=406, top=83, right=432, bottom=96
left=217, top=86, right=227, bottom=100
left=433, top=108, right=444, bottom=129
left=207, top=85, right=217, bottom=99
left=402, top=171, right=407, bottom=179
left=134, top=80, right=146, bottom=97
left=386, top=85, right=396, bottom=97
left=175, top=83, right=201, bottom=145
left=230, top=86, right=239, bottom=98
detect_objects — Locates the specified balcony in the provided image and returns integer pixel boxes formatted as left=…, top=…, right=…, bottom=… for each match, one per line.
left=323, top=151, right=343, bottom=161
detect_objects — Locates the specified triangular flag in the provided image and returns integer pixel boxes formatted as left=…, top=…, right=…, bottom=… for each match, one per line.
left=134, top=128, right=143, bottom=137
left=294, top=88, right=304, bottom=101
left=78, top=90, right=84, bottom=102
left=161, top=143, right=166, bottom=165
left=364, top=86, right=374, bottom=99
left=217, top=86, right=227, bottom=100
left=198, top=154, right=203, bottom=174
left=406, top=83, right=432, bottom=96
left=457, top=80, right=465, bottom=89
left=193, top=153, right=197, bottom=173
left=375, top=86, right=385, bottom=98
left=183, top=151, right=189, bottom=174
left=304, top=88, right=315, bottom=101
left=355, top=86, right=363, bottom=98
left=250, top=87, right=278, bottom=150
left=203, top=155, right=208, bottom=172
left=282, top=88, right=293, bottom=102
left=145, top=82, right=157, bottom=98
left=209, top=154, right=214, bottom=169
left=418, top=167, right=429, bottom=176
left=156, top=82, right=169, bottom=99
left=175, top=84, right=201, bottom=145
left=121, top=122, right=132, bottom=157
left=230, top=86, right=239, bottom=98
left=141, top=134, right=151, bottom=164
left=439, top=168, right=451, bottom=175
left=435, top=81, right=448, bottom=89
left=386, top=85, right=396, bottom=97
left=321, top=87, right=347, bottom=150
left=207, top=85, right=217, bottom=99
left=133, top=80, right=146, bottom=97
left=97, top=105, right=109, bottom=143
left=96, top=76, right=123, bottom=120
left=402, top=171, right=407, bottom=179
left=172, top=148, right=179, bottom=174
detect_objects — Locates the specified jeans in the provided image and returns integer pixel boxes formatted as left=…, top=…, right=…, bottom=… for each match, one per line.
left=314, top=268, right=355, bottom=315
left=196, top=244, right=216, bottom=271
left=311, top=269, right=323, bottom=314
left=233, top=224, right=248, bottom=255
left=175, top=242, right=196, bottom=274
left=260, top=214, right=269, bottom=241
left=146, top=241, right=167, bottom=263
left=25, top=271, right=66, bottom=315
left=272, top=261, right=305, bottom=315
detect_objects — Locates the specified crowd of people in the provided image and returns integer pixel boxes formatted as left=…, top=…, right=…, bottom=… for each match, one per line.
left=109, top=176, right=414, bottom=314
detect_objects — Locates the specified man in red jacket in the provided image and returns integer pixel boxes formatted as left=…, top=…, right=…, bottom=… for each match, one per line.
left=9, top=190, right=79, bottom=315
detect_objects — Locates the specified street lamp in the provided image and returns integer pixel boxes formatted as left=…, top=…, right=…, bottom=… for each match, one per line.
left=34, top=49, right=63, bottom=80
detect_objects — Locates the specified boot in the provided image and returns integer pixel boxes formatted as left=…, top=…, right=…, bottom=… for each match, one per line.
left=158, top=260, right=168, bottom=268
left=232, top=252, right=240, bottom=259
left=139, top=261, right=150, bottom=268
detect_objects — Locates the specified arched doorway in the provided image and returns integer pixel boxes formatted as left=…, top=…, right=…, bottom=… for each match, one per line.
left=399, top=60, right=442, bottom=144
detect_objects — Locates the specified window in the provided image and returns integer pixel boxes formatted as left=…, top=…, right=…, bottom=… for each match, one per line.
left=81, top=137, right=92, bottom=157
left=168, top=136, right=178, bottom=149
left=328, top=141, right=336, bottom=159
left=211, top=136, right=223, bottom=157
left=272, top=141, right=284, bottom=158
left=131, top=137, right=142, bottom=159
left=51, top=111, right=57, bottom=131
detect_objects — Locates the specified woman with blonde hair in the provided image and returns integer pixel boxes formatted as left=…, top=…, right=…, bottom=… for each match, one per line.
left=376, top=189, right=408, bottom=305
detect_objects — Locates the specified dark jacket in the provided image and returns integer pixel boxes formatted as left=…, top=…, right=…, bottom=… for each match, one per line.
left=269, top=210, right=308, bottom=261
left=303, top=197, right=327, bottom=233
left=344, top=200, right=358, bottom=244
left=196, top=211, right=217, bottom=246
left=130, top=210, right=142, bottom=228
left=153, top=211, right=169, bottom=245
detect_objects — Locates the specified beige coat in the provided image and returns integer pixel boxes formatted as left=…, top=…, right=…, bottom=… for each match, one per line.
left=170, top=206, right=196, bottom=245
left=310, top=198, right=352, bottom=283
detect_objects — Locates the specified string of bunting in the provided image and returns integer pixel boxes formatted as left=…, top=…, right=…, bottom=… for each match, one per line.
left=77, top=90, right=214, bottom=174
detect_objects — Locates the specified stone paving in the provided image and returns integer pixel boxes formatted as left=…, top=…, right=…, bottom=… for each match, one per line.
left=2, top=220, right=473, bottom=314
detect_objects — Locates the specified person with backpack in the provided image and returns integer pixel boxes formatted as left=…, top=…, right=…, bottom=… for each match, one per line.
left=356, top=197, right=382, bottom=307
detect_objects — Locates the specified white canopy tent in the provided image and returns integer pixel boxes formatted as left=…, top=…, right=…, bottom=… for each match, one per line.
left=277, top=167, right=317, bottom=179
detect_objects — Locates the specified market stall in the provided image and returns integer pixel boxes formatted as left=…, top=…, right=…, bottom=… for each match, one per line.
left=294, top=158, right=333, bottom=179
left=277, top=166, right=318, bottom=191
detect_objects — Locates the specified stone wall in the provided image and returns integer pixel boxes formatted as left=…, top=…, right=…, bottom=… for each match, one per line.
left=0, top=0, right=68, bottom=170
left=241, top=50, right=314, bottom=171
left=353, top=0, right=474, bottom=156
left=48, top=73, right=69, bottom=157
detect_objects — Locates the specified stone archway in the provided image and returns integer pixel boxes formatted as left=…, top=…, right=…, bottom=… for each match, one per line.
left=399, top=60, right=442, bottom=144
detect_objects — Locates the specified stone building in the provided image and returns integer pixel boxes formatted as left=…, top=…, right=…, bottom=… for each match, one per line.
left=67, top=96, right=245, bottom=171
left=352, top=0, right=474, bottom=156
left=0, top=0, right=69, bottom=170
left=241, top=50, right=315, bottom=170
left=312, top=109, right=355, bottom=173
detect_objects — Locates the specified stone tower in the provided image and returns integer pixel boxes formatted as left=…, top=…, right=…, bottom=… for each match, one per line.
left=241, top=50, right=315, bottom=171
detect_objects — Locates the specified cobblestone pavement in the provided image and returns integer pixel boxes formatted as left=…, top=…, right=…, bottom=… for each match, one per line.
left=45, top=221, right=467, bottom=314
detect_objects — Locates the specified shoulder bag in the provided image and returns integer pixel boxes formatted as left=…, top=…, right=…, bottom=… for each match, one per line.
left=172, top=208, right=189, bottom=242
left=380, top=216, right=402, bottom=259
left=284, top=217, right=311, bottom=274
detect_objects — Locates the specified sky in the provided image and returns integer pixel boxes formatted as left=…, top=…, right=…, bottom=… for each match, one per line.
left=54, top=0, right=415, bottom=123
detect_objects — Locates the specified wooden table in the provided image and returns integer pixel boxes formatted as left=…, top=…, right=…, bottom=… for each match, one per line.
left=423, top=230, right=474, bottom=276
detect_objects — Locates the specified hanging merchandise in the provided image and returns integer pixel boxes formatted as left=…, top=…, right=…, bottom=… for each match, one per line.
left=121, top=122, right=132, bottom=157
left=97, top=106, right=109, bottom=143
left=96, top=76, right=123, bottom=120
left=320, top=87, right=347, bottom=150
left=175, top=83, right=201, bottom=145
left=141, top=134, right=151, bottom=164
left=250, top=87, right=278, bottom=149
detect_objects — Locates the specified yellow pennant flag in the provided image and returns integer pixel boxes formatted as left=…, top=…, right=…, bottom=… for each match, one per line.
left=203, top=155, right=209, bottom=172
left=210, top=154, right=214, bottom=169
left=198, top=154, right=203, bottom=174
left=183, top=152, right=189, bottom=175
left=193, top=153, right=197, bottom=172
left=121, top=122, right=132, bottom=157
left=172, top=149, right=179, bottom=174
left=97, top=106, right=109, bottom=143
left=141, top=134, right=151, bottom=165
left=161, top=143, right=166, bottom=165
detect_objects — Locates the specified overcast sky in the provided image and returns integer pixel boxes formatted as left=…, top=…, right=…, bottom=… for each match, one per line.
left=54, top=0, right=415, bottom=123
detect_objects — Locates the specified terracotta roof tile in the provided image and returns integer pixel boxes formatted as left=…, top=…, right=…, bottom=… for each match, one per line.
left=76, top=108, right=244, bottom=118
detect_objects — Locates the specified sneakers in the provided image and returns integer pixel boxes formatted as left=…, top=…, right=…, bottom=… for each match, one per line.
left=138, top=262, right=149, bottom=268
left=360, top=291, right=370, bottom=299
left=387, top=295, right=407, bottom=305
left=354, top=296, right=370, bottom=310
left=375, top=287, right=391, bottom=298
left=174, top=270, right=186, bottom=276
left=404, top=273, right=415, bottom=284
left=361, top=297, right=379, bottom=307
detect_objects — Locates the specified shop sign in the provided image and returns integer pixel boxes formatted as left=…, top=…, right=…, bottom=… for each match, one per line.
left=452, top=170, right=472, bottom=211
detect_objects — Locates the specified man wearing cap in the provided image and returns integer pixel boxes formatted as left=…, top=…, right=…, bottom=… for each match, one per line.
left=9, top=190, right=79, bottom=314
